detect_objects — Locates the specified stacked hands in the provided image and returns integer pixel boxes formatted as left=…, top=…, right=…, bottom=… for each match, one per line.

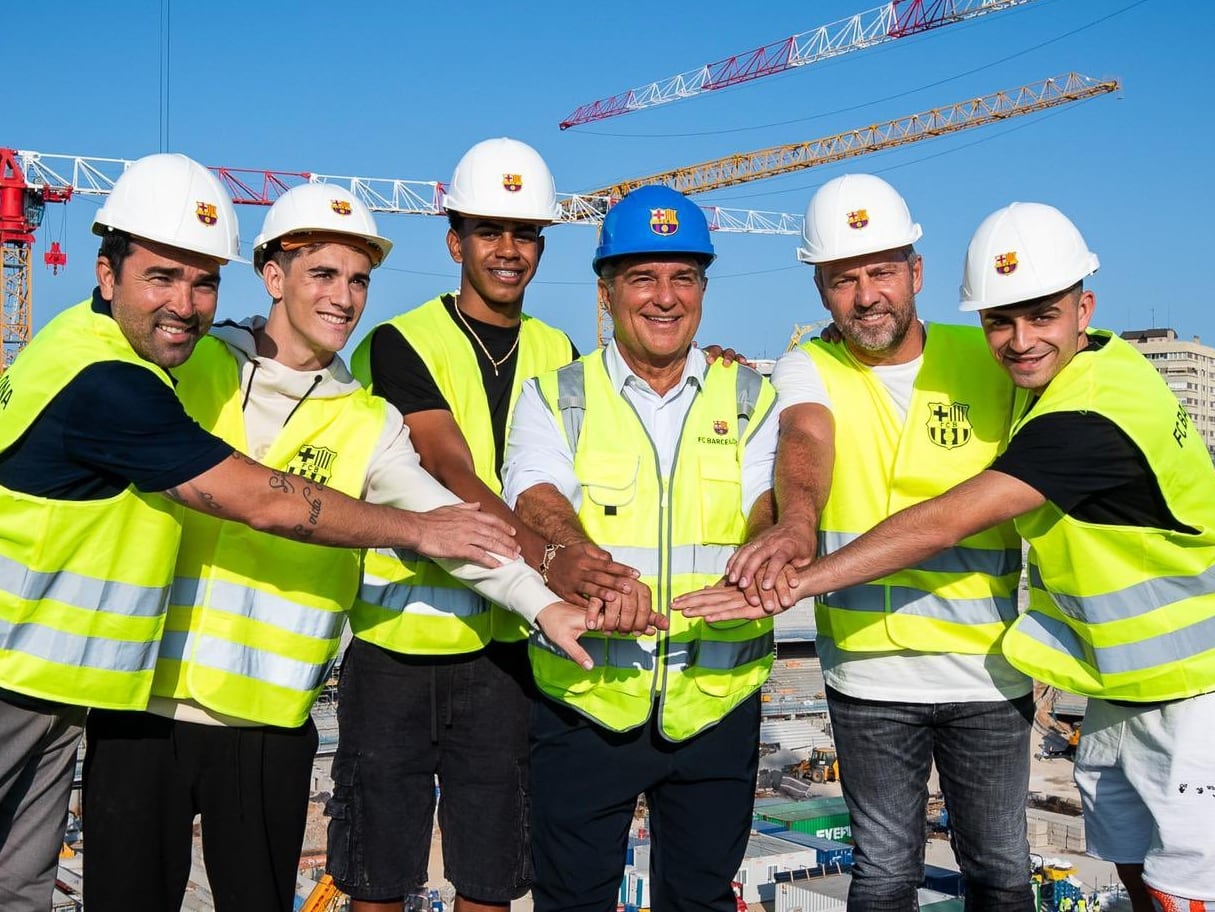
left=421, top=347, right=822, bottom=671
left=675, top=518, right=817, bottom=623
left=521, top=519, right=818, bottom=671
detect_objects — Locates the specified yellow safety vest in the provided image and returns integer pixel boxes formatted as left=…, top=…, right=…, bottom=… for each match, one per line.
left=153, top=336, right=381, bottom=727
left=349, top=295, right=571, bottom=654
left=807, top=324, right=1024, bottom=653
left=1001, top=331, right=1215, bottom=701
left=0, top=300, right=183, bottom=708
left=529, top=351, right=776, bottom=741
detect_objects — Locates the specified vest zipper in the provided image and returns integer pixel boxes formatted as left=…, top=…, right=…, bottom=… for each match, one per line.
left=620, top=383, right=700, bottom=737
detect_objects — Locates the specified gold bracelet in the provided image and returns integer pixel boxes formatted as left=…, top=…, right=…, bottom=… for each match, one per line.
left=539, top=542, right=565, bottom=583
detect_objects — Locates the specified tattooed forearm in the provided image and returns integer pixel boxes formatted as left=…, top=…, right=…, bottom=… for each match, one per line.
left=291, top=524, right=316, bottom=542
left=268, top=471, right=296, bottom=494
left=164, top=483, right=222, bottom=512
left=300, top=485, right=323, bottom=527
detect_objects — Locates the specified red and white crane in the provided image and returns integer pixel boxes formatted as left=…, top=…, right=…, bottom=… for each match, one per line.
left=559, top=0, right=1041, bottom=129
left=0, top=150, right=802, bottom=369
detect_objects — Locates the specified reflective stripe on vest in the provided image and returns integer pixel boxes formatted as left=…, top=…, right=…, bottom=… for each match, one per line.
left=807, top=324, right=1022, bottom=655
left=1002, top=332, right=1215, bottom=701
left=601, top=544, right=737, bottom=579
left=160, top=629, right=336, bottom=695
left=0, top=553, right=168, bottom=618
left=533, top=628, right=775, bottom=673
left=818, top=586, right=1017, bottom=626
left=1007, top=607, right=1215, bottom=678
left=817, top=531, right=1019, bottom=625
left=554, top=358, right=767, bottom=455
left=0, top=300, right=183, bottom=708
left=819, top=531, right=1020, bottom=578
left=169, top=576, right=348, bottom=641
left=358, top=556, right=489, bottom=619
left=349, top=297, right=572, bottom=651
left=1028, top=560, right=1215, bottom=626
left=529, top=350, right=776, bottom=741
left=155, top=334, right=377, bottom=727
left=0, top=618, right=158, bottom=675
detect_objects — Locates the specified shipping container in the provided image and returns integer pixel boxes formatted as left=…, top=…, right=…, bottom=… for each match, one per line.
left=737, top=833, right=820, bottom=904
left=756, top=798, right=852, bottom=841
left=633, top=845, right=651, bottom=873
left=922, top=864, right=964, bottom=896
left=618, top=865, right=650, bottom=909
left=767, top=831, right=853, bottom=868
left=752, top=819, right=788, bottom=835
left=774, top=881, right=847, bottom=912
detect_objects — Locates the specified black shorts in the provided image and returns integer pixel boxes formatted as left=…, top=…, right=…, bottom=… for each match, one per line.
left=325, top=638, right=534, bottom=903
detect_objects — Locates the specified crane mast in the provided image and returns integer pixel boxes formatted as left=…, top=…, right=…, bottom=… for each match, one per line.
left=0, top=150, right=72, bottom=370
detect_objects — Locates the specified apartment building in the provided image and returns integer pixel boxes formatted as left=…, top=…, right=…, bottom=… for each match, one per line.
left=1122, top=328, right=1215, bottom=458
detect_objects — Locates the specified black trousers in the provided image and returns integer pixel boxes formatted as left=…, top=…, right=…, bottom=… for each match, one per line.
left=82, top=709, right=318, bottom=912
left=530, top=693, right=760, bottom=912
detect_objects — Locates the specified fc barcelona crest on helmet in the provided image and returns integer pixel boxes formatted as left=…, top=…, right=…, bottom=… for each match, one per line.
left=926, top=402, right=972, bottom=450
left=287, top=444, right=337, bottom=484
left=503, top=173, right=523, bottom=192
left=847, top=209, right=869, bottom=230
left=994, top=251, right=1018, bottom=275
left=196, top=202, right=218, bottom=226
left=650, top=208, right=680, bottom=235
left=713, top=419, right=729, bottom=436
left=331, top=199, right=353, bottom=216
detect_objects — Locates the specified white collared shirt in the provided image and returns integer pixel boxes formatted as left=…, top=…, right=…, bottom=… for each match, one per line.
left=502, top=341, right=776, bottom=515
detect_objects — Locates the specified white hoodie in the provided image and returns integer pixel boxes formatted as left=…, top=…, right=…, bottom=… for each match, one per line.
left=149, top=316, right=559, bottom=726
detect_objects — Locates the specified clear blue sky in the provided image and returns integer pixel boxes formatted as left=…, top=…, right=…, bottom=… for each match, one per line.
left=3, top=0, right=1207, bottom=358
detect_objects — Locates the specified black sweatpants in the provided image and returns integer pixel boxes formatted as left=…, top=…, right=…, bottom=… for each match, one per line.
left=82, top=709, right=318, bottom=912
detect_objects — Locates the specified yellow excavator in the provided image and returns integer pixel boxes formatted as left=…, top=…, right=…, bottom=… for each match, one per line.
left=301, top=874, right=342, bottom=912
left=791, top=747, right=839, bottom=783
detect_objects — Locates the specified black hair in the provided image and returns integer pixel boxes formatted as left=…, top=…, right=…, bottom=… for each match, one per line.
left=263, top=241, right=303, bottom=272
left=97, top=230, right=135, bottom=279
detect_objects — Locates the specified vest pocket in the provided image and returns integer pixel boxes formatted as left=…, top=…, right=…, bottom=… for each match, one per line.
left=683, top=658, right=769, bottom=698
left=575, top=453, right=640, bottom=514
left=697, top=456, right=743, bottom=544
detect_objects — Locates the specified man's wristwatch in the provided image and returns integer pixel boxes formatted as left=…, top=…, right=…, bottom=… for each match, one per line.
left=539, top=543, right=566, bottom=583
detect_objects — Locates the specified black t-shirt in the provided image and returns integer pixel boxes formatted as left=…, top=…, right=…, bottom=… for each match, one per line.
left=0, top=290, right=233, bottom=500
left=367, top=294, right=577, bottom=476
left=989, top=336, right=1190, bottom=533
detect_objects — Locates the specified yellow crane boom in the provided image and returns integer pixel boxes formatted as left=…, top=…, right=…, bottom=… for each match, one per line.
left=584, top=72, right=1119, bottom=200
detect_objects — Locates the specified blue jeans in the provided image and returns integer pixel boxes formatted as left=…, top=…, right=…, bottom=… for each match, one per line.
left=826, top=687, right=1035, bottom=912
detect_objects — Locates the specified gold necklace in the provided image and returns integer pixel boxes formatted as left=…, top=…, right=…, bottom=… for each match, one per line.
left=453, top=302, right=521, bottom=377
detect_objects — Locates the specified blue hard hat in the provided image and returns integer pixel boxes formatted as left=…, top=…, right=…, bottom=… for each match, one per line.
left=593, top=185, right=716, bottom=275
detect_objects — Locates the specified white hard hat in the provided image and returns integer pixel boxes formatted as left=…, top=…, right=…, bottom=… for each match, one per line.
left=441, top=137, right=561, bottom=223
left=797, top=173, right=922, bottom=265
left=959, top=202, right=1099, bottom=312
left=93, top=153, right=246, bottom=263
left=252, top=183, right=393, bottom=274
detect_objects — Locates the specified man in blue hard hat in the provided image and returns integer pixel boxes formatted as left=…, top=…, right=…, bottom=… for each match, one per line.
left=502, top=185, right=789, bottom=912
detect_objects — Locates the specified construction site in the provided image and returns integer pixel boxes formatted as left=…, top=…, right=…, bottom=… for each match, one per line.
left=44, top=607, right=1133, bottom=911
left=2, top=0, right=1209, bottom=910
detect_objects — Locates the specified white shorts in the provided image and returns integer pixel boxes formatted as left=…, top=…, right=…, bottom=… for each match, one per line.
left=1073, top=691, right=1215, bottom=900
